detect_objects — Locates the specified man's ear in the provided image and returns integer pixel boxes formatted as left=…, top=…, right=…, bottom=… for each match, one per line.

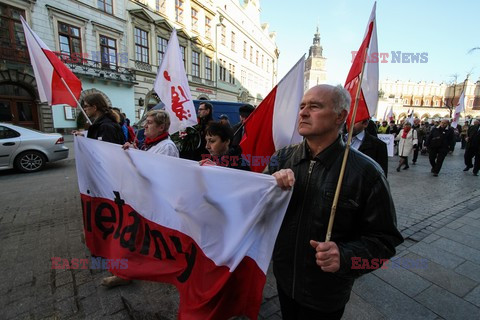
left=337, top=109, right=348, bottom=124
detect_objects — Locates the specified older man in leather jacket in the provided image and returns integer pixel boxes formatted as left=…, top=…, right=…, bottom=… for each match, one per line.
left=265, top=84, right=403, bottom=319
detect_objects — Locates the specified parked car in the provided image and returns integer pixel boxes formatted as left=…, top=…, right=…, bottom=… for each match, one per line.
left=0, top=123, right=69, bottom=173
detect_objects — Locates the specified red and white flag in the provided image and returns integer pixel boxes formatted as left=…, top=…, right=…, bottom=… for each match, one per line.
left=387, top=106, right=394, bottom=122
left=345, top=2, right=378, bottom=125
left=75, top=137, right=292, bottom=319
left=240, top=56, right=305, bottom=172
left=20, top=16, right=81, bottom=107
left=451, top=91, right=465, bottom=128
left=154, top=29, right=197, bottom=134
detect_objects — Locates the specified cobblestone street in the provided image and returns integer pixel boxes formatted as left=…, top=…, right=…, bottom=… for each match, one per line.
left=1, top=138, right=479, bottom=319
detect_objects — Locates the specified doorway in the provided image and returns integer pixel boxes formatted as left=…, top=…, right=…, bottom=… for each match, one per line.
left=0, top=83, right=38, bottom=129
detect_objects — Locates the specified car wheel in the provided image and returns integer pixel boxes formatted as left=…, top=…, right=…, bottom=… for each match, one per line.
left=14, top=151, right=46, bottom=173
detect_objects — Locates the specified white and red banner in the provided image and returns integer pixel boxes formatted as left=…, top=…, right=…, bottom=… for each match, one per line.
left=451, top=91, right=465, bottom=128
left=345, top=2, right=378, bottom=125
left=154, top=29, right=197, bottom=134
left=20, top=16, right=81, bottom=107
left=240, top=56, right=305, bottom=172
left=74, top=136, right=292, bottom=319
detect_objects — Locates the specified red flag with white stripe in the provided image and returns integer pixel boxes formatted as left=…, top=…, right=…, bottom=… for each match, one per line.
left=345, top=2, right=378, bottom=125
left=75, top=137, right=292, bottom=319
left=240, top=56, right=305, bottom=172
left=20, top=16, right=81, bottom=107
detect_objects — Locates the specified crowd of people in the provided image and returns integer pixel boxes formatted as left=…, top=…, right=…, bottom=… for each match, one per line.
left=74, top=88, right=480, bottom=319
left=371, top=117, right=480, bottom=177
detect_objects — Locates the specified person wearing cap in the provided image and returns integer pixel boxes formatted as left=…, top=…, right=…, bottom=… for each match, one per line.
left=218, top=114, right=231, bottom=127
left=232, top=104, right=255, bottom=147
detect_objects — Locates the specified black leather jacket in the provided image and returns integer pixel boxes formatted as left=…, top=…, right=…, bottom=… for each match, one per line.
left=265, top=136, right=403, bottom=312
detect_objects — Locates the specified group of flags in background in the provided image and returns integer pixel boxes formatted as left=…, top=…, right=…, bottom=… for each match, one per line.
left=24, top=3, right=382, bottom=318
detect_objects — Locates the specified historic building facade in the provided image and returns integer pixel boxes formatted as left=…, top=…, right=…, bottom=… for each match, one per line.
left=128, top=0, right=279, bottom=115
left=304, top=27, right=327, bottom=91
left=0, top=0, right=278, bottom=131
left=1, top=0, right=137, bottom=131
left=377, top=78, right=480, bottom=122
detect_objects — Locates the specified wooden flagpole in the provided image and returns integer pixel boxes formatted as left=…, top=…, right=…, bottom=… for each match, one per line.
left=60, top=77, right=92, bottom=125
left=325, top=47, right=370, bottom=242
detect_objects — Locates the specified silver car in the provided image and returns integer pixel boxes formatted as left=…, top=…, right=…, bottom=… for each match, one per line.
left=0, top=123, right=69, bottom=173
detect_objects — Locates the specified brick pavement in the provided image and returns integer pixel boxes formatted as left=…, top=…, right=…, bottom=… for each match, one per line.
left=0, top=139, right=479, bottom=319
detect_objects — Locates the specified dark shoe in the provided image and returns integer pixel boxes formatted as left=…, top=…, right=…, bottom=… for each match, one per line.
left=433, top=173, right=438, bottom=177
left=463, top=166, right=472, bottom=172
left=396, top=167, right=401, bottom=172
left=403, top=166, right=409, bottom=170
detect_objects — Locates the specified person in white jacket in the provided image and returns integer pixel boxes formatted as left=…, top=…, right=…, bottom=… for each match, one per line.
left=122, top=110, right=179, bottom=157
left=395, top=122, right=418, bottom=172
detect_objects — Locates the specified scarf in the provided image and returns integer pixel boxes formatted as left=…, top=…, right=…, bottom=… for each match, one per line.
left=402, top=127, right=411, bottom=139
left=142, top=132, right=169, bottom=151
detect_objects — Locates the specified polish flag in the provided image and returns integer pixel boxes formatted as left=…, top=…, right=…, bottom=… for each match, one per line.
left=154, top=29, right=197, bottom=134
left=20, top=16, right=81, bottom=107
left=387, top=106, right=394, bottom=122
left=240, top=56, right=305, bottom=172
left=75, top=136, right=292, bottom=319
left=345, top=2, right=378, bottom=125
left=451, top=91, right=465, bottom=128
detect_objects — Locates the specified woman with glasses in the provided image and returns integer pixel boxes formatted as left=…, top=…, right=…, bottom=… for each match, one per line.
left=78, top=93, right=125, bottom=144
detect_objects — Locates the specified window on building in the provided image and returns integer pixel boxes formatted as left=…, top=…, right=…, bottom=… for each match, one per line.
left=241, top=70, right=246, bottom=84
left=266, top=58, right=270, bottom=72
left=175, top=0, right=184, bottom=23
left=205, top=16, right=211, bottom=39
left=0, top=3, right=27, bottom=63
left=156, top=0, right=166, bottom=13
left=255, top=50, right=259, bottom=66
left=192, top=51, right=200, bottom=77
left=180, top=45, right=186, bottom=68
left=100, top=35, right=117, bottom=68
left=205, top=56, right=212, bottom=80
left=424, top=100, right=429, bottom=105
left=229, top=63, right=235, bottom=84
left=243, top=41, right=247, bottom=59
left=134, top=27, right=148, bottom=63
left=434, top=100, right=439, bottom=106
left=404, top=99, right=408, bottom=104
left=219, top=59, right=226, bottom=81
left=415, top=99, right=419, bottom=106
left=157, top=36, right=168, bottom=66
left=231, top=31, right=235, bottom=51
left=58, top=22, right=82, bottom=59
left=191, top=8, right=198, bottom=31
left=249, top=46, right=253, bottom=62
left=97, top=0, right=113, bottom=14
left=261, top=54, right=264, bottom=69
left=220, top=25, right=226, bottom=46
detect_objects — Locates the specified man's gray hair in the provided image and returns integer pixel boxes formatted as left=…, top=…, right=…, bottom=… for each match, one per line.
left=331, top=85, right=351, bottom=115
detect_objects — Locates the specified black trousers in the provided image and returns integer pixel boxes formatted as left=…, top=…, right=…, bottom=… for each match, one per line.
left=277, top=285, right=346, bottom=320
left=412, top=139, right=423, bottom=162
left=429, top=148, right=448, bottom=174
left=464, top=147, right=476, bottom=168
